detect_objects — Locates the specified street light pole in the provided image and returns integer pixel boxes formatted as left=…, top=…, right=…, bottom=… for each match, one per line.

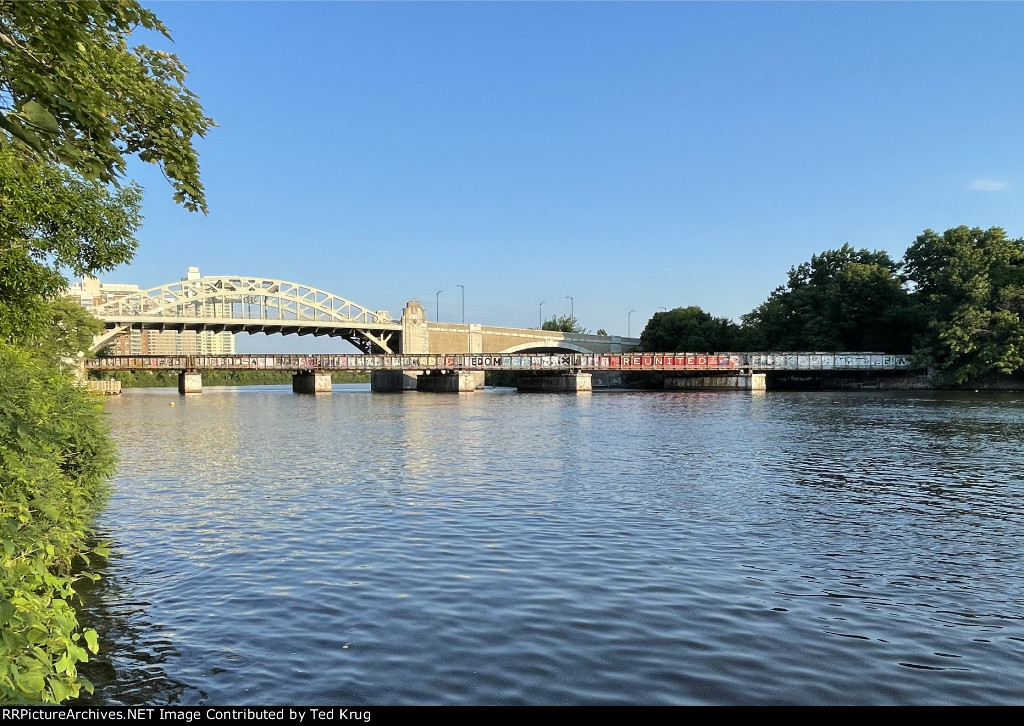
left=436, top=290, right=443, bottom=323
left=539, top=301, right=545, bottom=329
left=628, top=309, right=635, bottom=337
left=457, top=284, right=467, bottom=352
left=566, top=295, right=574, bottom=322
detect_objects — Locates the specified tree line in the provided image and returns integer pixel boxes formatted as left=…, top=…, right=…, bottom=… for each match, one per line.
left=636, top=228, right=1024, bottom=385
left=1, top=1, right=211, bottom=703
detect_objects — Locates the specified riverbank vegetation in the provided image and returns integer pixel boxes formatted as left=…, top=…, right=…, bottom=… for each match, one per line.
left=1, top=1, right=211, bottom=702
left=636, top=228, right=1024, bottom=386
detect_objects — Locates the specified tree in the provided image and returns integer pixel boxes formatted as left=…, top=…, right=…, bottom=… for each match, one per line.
left=741, top=244, right=917, bottom=352
left=33, top=297, right=105, bottom=365
left=904, top=226, right=1024, bottom=383
left=0, top=2, right=212, bottom=703
left=0, top=1, right=211, bottom=341
left=637, top=306, right=741, bottom=352
left=0, top=1, right=214, bottom=212
left=542, top=315, right=588, bottom=334
left=0, top=341, right=114, bottom=702
left=0, top=149, right=141, bottom=343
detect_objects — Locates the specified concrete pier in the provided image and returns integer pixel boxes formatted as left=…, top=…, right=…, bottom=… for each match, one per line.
left=517, top=372, right=593, bottom=393
left=178, top=371, right=202, bottom=394
left=664, top=373, right=766, bottom=391
left=370, top=370, right=420, bottom=392
left=86, top=379, right=121, bottom=395
left=293, top=371, right=333, bottom=394
left=416, top=370, right=477, bottom=393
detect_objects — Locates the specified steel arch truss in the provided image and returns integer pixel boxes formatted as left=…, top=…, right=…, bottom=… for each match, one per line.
left=91, top=276, right=400, bottom=353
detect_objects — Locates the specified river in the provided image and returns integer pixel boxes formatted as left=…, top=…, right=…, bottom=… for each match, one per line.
left=75, top=385, right=1024, bottom=705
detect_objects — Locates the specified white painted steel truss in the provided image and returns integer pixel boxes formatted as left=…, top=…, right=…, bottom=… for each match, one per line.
left=91, top=276, right=401, bottom=354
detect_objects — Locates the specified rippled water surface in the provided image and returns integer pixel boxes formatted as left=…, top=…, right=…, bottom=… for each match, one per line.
left=77, top=386, right=1024, bottom=705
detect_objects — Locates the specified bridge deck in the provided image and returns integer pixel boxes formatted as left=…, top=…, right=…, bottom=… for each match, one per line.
left=86, top=352, right=915, bottom=373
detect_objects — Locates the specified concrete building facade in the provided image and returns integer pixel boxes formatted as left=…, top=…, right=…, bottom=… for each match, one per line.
left=67, top=267, right=236, bottom=356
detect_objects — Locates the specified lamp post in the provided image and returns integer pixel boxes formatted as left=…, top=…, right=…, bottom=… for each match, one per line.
left=436, top=290, right=443, bottom=322
left=566, top=295, right=574, bottom=322
left=539, top=301, right=545, bottom=329
left=628, top=309, right=635, bottom=337
left=457, top=284, right=467, bottom=352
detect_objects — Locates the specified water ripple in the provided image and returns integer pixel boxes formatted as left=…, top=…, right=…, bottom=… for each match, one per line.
left=75, top=388, right=1024, bottom=705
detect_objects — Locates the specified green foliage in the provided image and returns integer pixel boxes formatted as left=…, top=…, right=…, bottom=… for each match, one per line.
left=903, top=226, right=1024, bottom=383
left=0, top=344, right=114, bottom=703
left=26, top=299, right=105, bottom=368
left=0, top=148, right=141, bottom=344
left=629, top=307, right=742, bottom=387
left=0, top=1, right=213, bottom=703
left=637, top=306, right=742, bottom=352
left=734, top=229, right=1024, bottom=385
left=596, top=329, right=608, bottom=336
left=0, top=0, right=214, bottom=212
left=741, top=244, right=917, bottom=352
left=541, top=315, right=588, bottom=334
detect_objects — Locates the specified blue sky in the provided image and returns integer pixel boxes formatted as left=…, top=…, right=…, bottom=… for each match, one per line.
left=106, top=1, right=1024, bottom=352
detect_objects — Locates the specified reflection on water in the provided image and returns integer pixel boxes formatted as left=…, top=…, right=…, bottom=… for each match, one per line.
left=77, top=386, right=1024, bottom=705
left=74, top=540, right=201, bottom=705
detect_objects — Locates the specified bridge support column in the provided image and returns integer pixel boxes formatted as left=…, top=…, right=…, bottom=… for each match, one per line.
left=371, top=370, right=420, bottom=392
left=416, top=370, right=477, bottom=393
left=664, top=373, right=766, bottom=391
left=293, top=371, right=332, bottom=394
left=178, top=371, right=202, bottom=394
left=516, top=372, right=592, bottom=393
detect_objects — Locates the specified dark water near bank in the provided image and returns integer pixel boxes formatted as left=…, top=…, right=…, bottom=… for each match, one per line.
left=77, top=386, right=1024, bottom=705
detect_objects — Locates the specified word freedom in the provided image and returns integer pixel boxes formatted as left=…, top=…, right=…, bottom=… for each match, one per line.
left=0, top=709, right=371, bottom=722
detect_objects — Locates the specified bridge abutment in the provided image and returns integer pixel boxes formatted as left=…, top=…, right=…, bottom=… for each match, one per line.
left=293, top=371, right=333, bottom=394
left=516, top=372, right=593, bottom=393
left=664, top=373, right=766, bottom=391
left=178, top=371, right=202, bottom=394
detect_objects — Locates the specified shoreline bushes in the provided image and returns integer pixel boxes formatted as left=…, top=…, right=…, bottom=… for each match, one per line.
left=0, top=346, right=113, bottom=702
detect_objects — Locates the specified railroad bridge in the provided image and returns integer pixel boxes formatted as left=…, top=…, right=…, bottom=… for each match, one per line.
left=85, top=274, right=919, bottom=394
left=85, top=352, right=918, bottom=394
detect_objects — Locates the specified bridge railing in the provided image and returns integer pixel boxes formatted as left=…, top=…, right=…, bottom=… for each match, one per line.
left=86, top=352, right=915, bottom=373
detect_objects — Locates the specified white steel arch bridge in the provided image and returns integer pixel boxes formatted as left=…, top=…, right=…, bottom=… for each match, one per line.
left=91, top=276, right=401, bottom=354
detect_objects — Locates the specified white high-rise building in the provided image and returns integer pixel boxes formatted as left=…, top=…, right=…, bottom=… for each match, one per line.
left=67, top=267, right=236, bottom=355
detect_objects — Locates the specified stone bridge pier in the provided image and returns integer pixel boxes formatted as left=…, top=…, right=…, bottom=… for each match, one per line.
left=178, top=371, right=202, bottom=394
left=515, top=372, right=593, bottom=392
left=293, top=371, right=333, bottom=394
left=177, top=370, right=334, bottom=394
left=663, top=372, right=766, bottom=391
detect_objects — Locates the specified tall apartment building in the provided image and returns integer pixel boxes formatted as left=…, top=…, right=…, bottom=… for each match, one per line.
left=67, top=267, right=236, bottom=355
